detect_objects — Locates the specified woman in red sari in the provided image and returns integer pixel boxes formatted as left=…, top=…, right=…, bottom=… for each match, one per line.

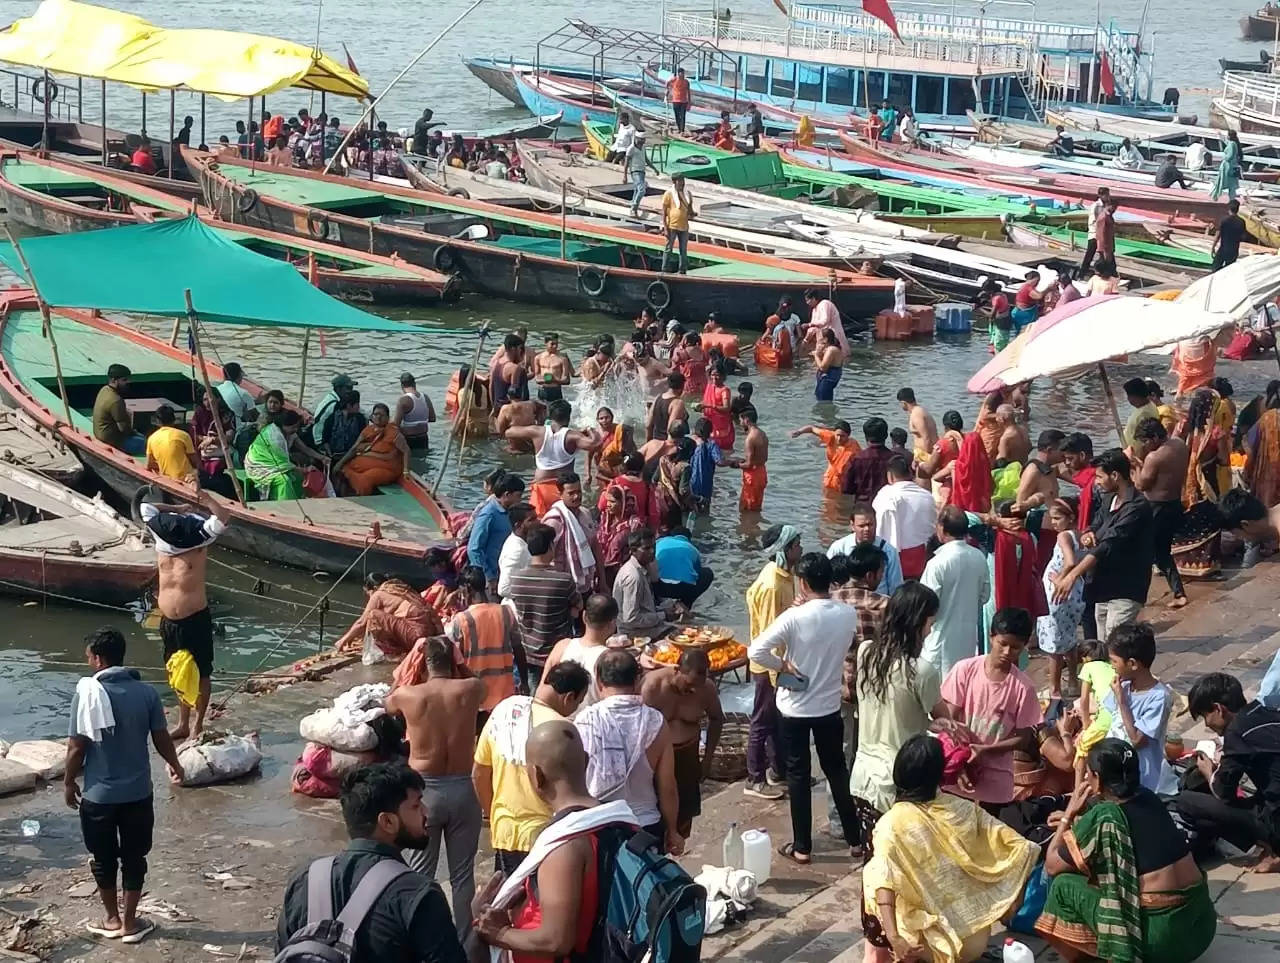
left=672, top=331, right=708, bottom=399
left=701, top=362, right=735, bottom=451
left=597, top=484, right=643, bottom=589
left=919, top=409, right=965, bottom=507
left=596, top=450, right=659, bottom=528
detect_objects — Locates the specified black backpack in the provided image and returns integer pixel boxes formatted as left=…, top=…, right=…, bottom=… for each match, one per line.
left=273, top=856, right=409, bottom=963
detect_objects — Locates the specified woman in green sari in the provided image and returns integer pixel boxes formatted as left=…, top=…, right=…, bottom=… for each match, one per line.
left=1211, top=130, right=1241, bottom=202
left=245, top=409, right=304, bottom=500
left=1036, top=738, right=1216, bottom=962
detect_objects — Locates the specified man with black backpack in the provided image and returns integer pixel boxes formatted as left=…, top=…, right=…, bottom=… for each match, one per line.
left=275, top=763, right=468, bottom=963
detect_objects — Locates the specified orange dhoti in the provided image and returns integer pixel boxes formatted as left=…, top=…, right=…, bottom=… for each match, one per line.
left=740, top=466, right=768, bottom=512
left=530, top=478, right=561, bottom=517
left=342, top=456, right=401, bottom=496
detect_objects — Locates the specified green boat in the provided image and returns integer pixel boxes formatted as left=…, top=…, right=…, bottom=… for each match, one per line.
left=584, top=121, right=1088, bottom=240
left=1005, top=223, right=1212, bottom=270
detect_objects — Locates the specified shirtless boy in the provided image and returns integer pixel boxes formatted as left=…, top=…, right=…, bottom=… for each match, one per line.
left=1014, top=429, right=1066, bottom=512
left=896, top=387, right=938, bottom=460
left=495, top=398, right=547, bottom=453
left=1132, top=416, right=1191, bottom=608
left=996, top=404, right=1032, bottom=464
left=139, top=493, right=231, bottom=741
left=532, top=332, right=573, bottom=404
left=738, top=408, right=769, bottom=513
left=384, top=636, right=486, bottom=938
left=641, top=649, right=725, bottom=837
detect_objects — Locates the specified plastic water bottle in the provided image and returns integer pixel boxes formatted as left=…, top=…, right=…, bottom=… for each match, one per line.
left=19, top=819, right=39, bottom=838
left=1002, top=938, right=1035, bottom=963
left=721, top=821, right=743, bottom=869
left=740, top=828, right=772, bottom=886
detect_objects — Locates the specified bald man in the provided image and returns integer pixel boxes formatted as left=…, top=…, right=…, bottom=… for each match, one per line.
left=996, top=404, right=1031, bottom=465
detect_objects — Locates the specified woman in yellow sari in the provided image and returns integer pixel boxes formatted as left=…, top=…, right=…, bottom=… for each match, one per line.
left=587, top=405, right=633, bottom=486
left=863, top=735, right=1039, bottom=963
left=1174, top=388, right=1231, bottom=578
left=335, top=402, right=411, bottom=496
left=1244, top=380, right=1280, bottom=508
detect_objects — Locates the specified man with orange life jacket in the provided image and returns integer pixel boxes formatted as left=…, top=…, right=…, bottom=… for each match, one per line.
left=447, top=566, right=527, bottom=729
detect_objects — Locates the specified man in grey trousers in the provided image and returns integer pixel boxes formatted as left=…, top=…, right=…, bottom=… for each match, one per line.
left=384, top=637, right=486, bottom=938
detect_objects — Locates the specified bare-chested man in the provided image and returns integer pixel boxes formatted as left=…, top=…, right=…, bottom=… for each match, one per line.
left=139, top=493, right=231, bottom=741
left=578, top=340, right=614, bottom=389
left=641, top=649, right=725, bottom=837
left=996, top=403, right=1032, bottom=465
left=738, top=408, right=769, bottom=513
left=505, top=398, right=602, bottom=516
left=1014, top=428, right=1066, bottom=512
left=646, top=371, right=688, bottom=442
left=637, top=425, right=681, bottom=483
left=1132, top=416, right=1191, bottom=609
left=495, top=398, right=547, bottom=453
left=896, top=386, right=938, bottom=459
left=532, top=332, right=573, bottom=404
left=384, top=636, right=486, bottom=938
left=490, top=333, right=530, bottom=412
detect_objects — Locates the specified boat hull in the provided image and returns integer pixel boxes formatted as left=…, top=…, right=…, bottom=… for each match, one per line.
left=464, top=59, right=528, bottom=107
left=0, top=548, right=154, bottom=606
left=1243, top=13, right=1280, bottom=40
left=512, top=72, right=614, bottom=128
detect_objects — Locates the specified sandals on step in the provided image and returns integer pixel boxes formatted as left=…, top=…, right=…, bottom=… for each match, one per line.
left=777, top=841, right=812, bottom=865
left=121, top=919, right=156, bottom=944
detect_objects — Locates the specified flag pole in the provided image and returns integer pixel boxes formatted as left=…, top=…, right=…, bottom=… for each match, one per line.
left=4, top=225, right=72, bottom=426
left=184, top=291, right=246, bottom=505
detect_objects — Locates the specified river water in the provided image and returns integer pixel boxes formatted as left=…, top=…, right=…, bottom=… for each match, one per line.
left=0, top=0, right=1271, bottom=736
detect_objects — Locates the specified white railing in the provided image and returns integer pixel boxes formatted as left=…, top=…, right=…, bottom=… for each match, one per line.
left=665, top=11, right=1034, bottom=71
left=1219, top=70, right=1280, bottom=121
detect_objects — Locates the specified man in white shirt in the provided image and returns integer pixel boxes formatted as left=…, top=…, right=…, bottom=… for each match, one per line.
left=747, top=552, right=861, bottom=862
left=827, top=502, right=903, bottom=596
left=497, top=503, right=536, bottom=599
left=873, top=455, right=937, bottom=580
left=920, top=506, right=991, bottom=676
left=802, top=288, right=850, bottom=354
left=607, top=111, right=636, bottom=164
left=215, top=361, right=258, bottom=424
left=1079, top=186, right=1110, bottom=276
left=1112, top=137, right=1142, bottom=171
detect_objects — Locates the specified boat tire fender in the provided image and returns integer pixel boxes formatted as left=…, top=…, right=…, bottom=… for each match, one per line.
left=579, top=266, right=607, bottom=297
left=646, top=279, right=671, bottom=311
left=237, top=188, right=259, bottom=214
left=447, top=187, right=471, bottom=200
left=32, top=78, right=58, bottom=104
left=306, top=208, right=329, bottom=238
left=433, top=244, right=459, bottom=273
left=129, top=484, right=165, bottom=527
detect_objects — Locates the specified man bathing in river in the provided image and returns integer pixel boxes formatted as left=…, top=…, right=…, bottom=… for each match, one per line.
left=139, top=493, right=231, bottom=741
left=532, top=332, right=573, bottom=404
left=384, top=636, right=485, bottom=939
left=495, top=398, right=547, bottom=454
left=504, top=399, right=602, bottom=517
left=738, top=408, right=769, bottom=513
left=896, top=387, right=938, bottom=464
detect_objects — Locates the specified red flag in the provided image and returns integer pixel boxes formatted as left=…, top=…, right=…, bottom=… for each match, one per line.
left=341, top=42, right=360, bottom=76
left=863, top=0, right=901, bottom=41
left=1098, top=52, right=1115, bottom=98
left=771, top=0, right=788, bottom=13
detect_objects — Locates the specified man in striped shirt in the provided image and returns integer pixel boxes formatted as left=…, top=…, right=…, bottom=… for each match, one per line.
left=506, top=523, right=582, bottom=690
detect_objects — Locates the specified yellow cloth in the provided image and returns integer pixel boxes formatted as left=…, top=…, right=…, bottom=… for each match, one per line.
left=1075, top=660, right=1117, bottom=760
left=745, top=561, right=795, bottom=676
left=146, top=425, right=196, bottom=480
left=662, top=187, right=692, bottom=232
left=862, top=793, right=1039, bottom=963
left=473, top=699, right=559, bottom=851
left=166, top=649, right=200, bottom=708
left=1125, top=401, right=1160, bottom=447
left=796, top=115, right=815, bottom=148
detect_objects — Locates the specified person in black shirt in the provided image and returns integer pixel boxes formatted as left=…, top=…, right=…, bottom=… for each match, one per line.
left=276, top=763, right=467, bottom=963
left=1178, top=672, right=1280, bottom=872
left=412, top=108, right=439, bottom=153
left=1154, top=154, right=1189, bottom=190
left=173, top=115, right=194, bottom=149
left=1048, top=124, right=1074, bottom=158
left=1213, top=200, right=1247, bottom=273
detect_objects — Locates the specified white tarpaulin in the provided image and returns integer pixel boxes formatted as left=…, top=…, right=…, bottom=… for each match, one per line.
left=1174, top=254, right=1280, bottom=321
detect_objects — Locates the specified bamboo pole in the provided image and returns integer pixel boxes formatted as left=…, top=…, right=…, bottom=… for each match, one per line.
left=4, top=226, right=72, bottom=426
left=185, top=290, right=246, bottom=505
left=299, top=328, right=311, bottom=403
left=431, top=321, right=490, bottom=497
left=100, top=80, right=107, bottom=165
left=560, top=181, right=568, bottom=260
left=1096, top=362, right=1126, bottom=444
left=168, top=90, right=175, bottom=178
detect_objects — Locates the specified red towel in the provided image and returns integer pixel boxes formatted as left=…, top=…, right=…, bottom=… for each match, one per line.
left=994, top=529, right=1049, bottom=618
left=1072, top=468, right=1095, bottom=534
left=949, top=431, right=992, bottom=514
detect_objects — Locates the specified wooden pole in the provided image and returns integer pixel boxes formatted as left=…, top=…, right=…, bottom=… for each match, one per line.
left=560, top=180, right=568, bottom=260
left=431, top=321, right=490, bottom=497
left=300, top=255, right=317, bottom=402
left=4, top=225, right=72, bottom=427
left=100, top=80, right=107, bottom=166
left=184, top=290, right=246, bottom=504
left=168, top=90, right=175, bottom=178
left=200, top=93, right=206, bottom=150
left=1096, top=362, right=1126, bottom=444
left=40, top=70, right=49, bottom=153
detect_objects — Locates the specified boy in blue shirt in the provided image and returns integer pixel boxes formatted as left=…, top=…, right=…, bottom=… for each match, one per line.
left=1102, top=622, right=1173, bottom=793
left=689, top=417, right=740, bottom=515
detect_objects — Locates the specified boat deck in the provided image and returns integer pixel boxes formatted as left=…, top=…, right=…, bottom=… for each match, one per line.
left=1, top=160, right=102, bottom=192
left=249, top=487, right=442, bottom=542
left=216, top=166, right=388, bottom=211
left=0, top=513, right=141, bottom=559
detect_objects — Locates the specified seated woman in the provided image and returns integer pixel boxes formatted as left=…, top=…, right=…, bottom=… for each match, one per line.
left=1037, top=738, right=1217, bottom=963
left=335, top=402, right=411, bottom=496
left=754, top=311, right=795, bottom=369
left=321, top=389, right=367, bottom=458
left=244, top=409, right=305, bottom=500
left=190, top=388, right=238, bottom=473
left=863, top=734, right=1039, bottom=963
left=333, top=572, right=443, bottom=659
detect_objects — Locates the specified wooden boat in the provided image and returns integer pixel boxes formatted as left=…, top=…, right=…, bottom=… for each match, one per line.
left=184, top=147, right=895, bottom=326
left=1213, top=71, right=1280, bottom=136
left=1220, top=57, right=1273, bottom=74
left=1005, top=223, right=1212, bottom=270
left=0, top=460, right=155, bottom=605
left=0, top=151, right=459, bottom=304
left=1242, top=8, right=1280, bottom=40
left=1242, top=202, right=1280, bottom=246
left=0, top=404, right=83, bottom=484
left=0, top=290, right=456, bottom=577
left=464, top=57, right=631, bottom=109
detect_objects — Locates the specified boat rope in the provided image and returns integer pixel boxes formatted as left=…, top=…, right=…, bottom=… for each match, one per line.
left=210, top=530, right=382, bottom=711
left=205, top=577, right=362, bottom=617
left=6, top=573, right=139, bottom=613
left=0, top=655, right=305, bottom=680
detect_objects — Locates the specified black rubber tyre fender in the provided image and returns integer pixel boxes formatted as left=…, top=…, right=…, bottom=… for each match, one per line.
left=237, top=188, right=259, bottom=214
left=645, top=278, right=671, bottom=311
left=129, top=484, right=163, bottom=526
left=579, top=266, right=607, bottom=297
left=433, top=244, right=459, bottom=273
left=447, top=187, right=471, bottom=199
left=31, top=77, right=58, bottom=104
left=306, top=208, right=328, bottom=239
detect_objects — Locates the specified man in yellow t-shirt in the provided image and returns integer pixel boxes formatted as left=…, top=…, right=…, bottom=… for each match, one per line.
left=473, top=661, right=591, bottom=875
left=660, top=173, right=694, bottom=275
left=145, top=405, right=198, bottom=482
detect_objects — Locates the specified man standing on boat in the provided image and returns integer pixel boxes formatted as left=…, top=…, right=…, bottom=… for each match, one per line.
left=661, top=174, right=695, bottom=275
left=666, top=68, right=692, bottom=134
left=139, top=492, right=231, bottom=742
left=392, top=372, right=436, bottom=449
left=1078, top=186, right=1110, bottom=277
left=606, top=111, right=636, bottom=165
left=1213, top=200, right=1248, bottom=273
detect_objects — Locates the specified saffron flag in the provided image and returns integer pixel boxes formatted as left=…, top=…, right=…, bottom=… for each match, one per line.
left=1098, top=52, right=1115, bottom=98
left=341, top=42, right=360, bottom=76
left=863, top=0, right=902, bottom=41
left=772, top=0, right=788, bottom=14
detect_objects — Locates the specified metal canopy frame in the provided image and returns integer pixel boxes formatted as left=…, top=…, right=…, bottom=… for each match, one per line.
left=534, top=19, right=737, bottom=101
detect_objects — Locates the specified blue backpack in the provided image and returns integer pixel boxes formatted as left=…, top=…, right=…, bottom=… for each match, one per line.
left=580, top=826, right=706, bottom=963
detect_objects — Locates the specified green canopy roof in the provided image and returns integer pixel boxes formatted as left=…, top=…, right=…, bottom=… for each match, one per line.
left=0, top=216, right=417, bottom=332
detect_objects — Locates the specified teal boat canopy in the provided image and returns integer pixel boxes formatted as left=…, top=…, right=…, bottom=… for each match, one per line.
left=0, top=216, right=417, bottom=332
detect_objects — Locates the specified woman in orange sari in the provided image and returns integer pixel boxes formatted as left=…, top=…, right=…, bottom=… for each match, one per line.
left=1170, top=335, right=1216, bottom=399
left=1244, top=380, right=1280, bottom=508
left=701, top=362, right=735, bottom=451
left=335, top=402, right=411, bottom=496
left=586, top=405, right=633, bottom=486
left=975, top=390, right=1004, bottom=461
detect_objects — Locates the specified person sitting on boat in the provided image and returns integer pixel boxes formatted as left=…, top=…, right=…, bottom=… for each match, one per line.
left=130, top=136, right=157, bottom=175
left=1185, top=141, right=1209, bottom=171
left=332, top=572, right=443, bottom=658
left=214, top=135, right=238, bottom=160
left=607, top=112, right=637, bottom=165
left=334, top=402, right=412, bottom=497
left=216, top=361, right=258, bottom=426
left=190, top=388, right=238, bottom=476
left=146, top=404, right=199, bottom=484
left=245, top=409, right=306, bottom=500
left=92, top=364, right=146, bottom=456
left=1155, top=154, right=1189, bottom=190
left=424, top=129, right=445, bottom=160
left=1113, top=137, right=1143, bottom=171
left=877, top=100, right=898, bottom=143
left=1047, top=125, right=1075, bottom=158
left=712, top=111, right=736, bottom=152
left=321, top=389, right=367, bottom=458
left=898, top=109, right=921, bottom=148
left=266, top=135, right=293, bottom=169
left=485, top=150, right=511, bottom=179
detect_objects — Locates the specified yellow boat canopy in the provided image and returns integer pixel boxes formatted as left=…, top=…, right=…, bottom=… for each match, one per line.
left=0, top=0, right=369, bottom=100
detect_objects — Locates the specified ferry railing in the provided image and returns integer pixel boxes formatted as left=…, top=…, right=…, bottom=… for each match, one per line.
left=0, top=66, right=81, bottom=123
left=1220, top=70, right=1280, bottom=122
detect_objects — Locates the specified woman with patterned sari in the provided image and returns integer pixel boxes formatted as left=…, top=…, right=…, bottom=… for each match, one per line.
left=244, top=410, right=304, bottom=501
left=597, top=483, right=643, bottom=590
left=1244, top=380, right=1280, bottom=509
left=335, top=402, right=411, bottom=497
left=655, top=436, right=694, bottom=522
left=1037, top=738, right=1216, bottom=963
left=1174, top=389, right=1231, bottom=578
